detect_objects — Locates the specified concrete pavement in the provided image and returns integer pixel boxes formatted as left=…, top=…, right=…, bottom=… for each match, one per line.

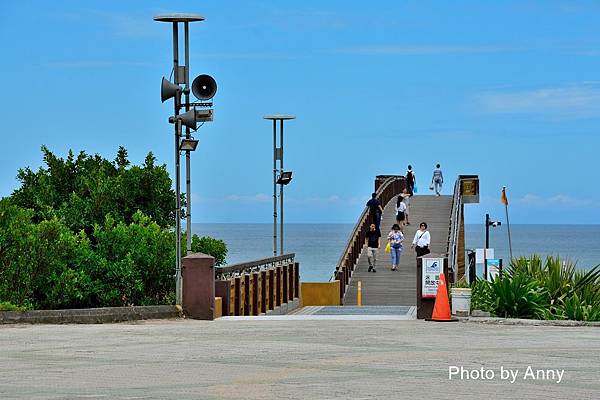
left=1, top=319, right=598, bottom=399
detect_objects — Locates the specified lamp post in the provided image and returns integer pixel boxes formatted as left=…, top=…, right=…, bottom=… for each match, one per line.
left=155, top=13, right=206, bottom=305
left=264, top=115, right=295, bottom=256
left=484, top=213, right=502, bottom=279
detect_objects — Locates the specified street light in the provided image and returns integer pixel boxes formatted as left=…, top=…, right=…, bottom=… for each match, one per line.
left=155, top=13, right=216, bottom=305
left=264, top=114, right=295, bottom=256
left=484, top=213, right=502, bottom=279
left=276, top=171, right=293, bottom=185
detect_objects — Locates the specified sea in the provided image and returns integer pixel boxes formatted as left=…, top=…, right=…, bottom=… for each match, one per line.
left=191, top=224, right=600, bottom=282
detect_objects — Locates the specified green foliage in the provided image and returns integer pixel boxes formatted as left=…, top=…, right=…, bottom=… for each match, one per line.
left=190, top=235, right=228, bottom=266
left=11, top=146, right=176, bottom=231
left=452, top=277, right=471, bottom=289
left=0, top=301, right=30, bottom=312
left=1, top=147, right=229, bottom=310
left=471, top=255, right=600, bottom=321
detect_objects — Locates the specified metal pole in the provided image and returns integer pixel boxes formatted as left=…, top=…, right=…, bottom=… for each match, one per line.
left=485, top=213, right=490, bottom=249
left=272, top=119, right=277, bottom=257
left=172, top=22, right=183, bottom=305
left=175, top=119, right=182, bottom=304
left=503, top=187, right=513, bottom=261
left=184, top=21, right=192, bottom=255
left=280, top=119, right=284, bottom=255
left=484, top=213, right=489, bottom=280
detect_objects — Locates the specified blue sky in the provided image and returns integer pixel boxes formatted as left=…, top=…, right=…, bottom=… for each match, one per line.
left=1, top=1, right=599, bottom=224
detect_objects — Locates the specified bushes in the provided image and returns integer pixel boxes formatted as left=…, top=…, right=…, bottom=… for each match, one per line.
left=0, top=147, right=228, bottom=310
left=471, top=255, right=600, bottom=321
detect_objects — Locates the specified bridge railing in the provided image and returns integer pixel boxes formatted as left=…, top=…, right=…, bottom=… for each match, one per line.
left=215, top=254, right=299, bottom=316
left=332, top=175, right=405, bottom=302
left=447, top=175, right=478, bottom=282
left=448, top=178, right=462, bottom=281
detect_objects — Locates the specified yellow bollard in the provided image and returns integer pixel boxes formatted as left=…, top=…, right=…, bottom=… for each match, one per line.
left=357, top=281, right=362, bottom=307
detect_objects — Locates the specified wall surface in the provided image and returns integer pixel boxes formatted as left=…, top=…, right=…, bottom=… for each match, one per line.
left=301, top=281, right=341, bottom=306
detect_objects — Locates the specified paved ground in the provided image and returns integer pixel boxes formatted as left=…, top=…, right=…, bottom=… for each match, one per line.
left=345, top=195, right=453, bottom=305
left=1, top=319, right=598, bottom=399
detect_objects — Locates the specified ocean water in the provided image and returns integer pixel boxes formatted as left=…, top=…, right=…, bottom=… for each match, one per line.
left=191, top=224, right=600, bottom=282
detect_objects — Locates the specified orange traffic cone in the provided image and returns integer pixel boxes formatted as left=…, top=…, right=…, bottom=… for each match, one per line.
left=427, top=271, right=458, bottom=322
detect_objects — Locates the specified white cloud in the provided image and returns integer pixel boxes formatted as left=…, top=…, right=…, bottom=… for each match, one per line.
left=475, top=83, right=600, bottom=118
left=336, top=45, right=512, bottom=56
left=518, top=193, right=596, bottom=208
left=225, top=194, right=271, bottom=203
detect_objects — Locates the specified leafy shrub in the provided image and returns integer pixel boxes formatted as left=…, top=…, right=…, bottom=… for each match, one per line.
left=0, top=301, right=30, bottom=312
left=1, top=147, right=229, bottom=310
left=471, top=255, right=600, bottom=321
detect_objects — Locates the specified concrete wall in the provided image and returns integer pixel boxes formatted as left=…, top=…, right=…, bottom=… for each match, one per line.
left=301, top=281, right=341, bottom=306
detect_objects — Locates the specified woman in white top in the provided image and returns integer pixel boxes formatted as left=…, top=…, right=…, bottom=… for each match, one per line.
left=411, top=222, right=431, bottom=257
left=395, top=194, right=407, bottom=227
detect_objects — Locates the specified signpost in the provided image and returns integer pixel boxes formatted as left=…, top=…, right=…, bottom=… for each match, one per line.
left=486, top=259, right=502, bottom=281
left=422, top=257, right=444, bottom=298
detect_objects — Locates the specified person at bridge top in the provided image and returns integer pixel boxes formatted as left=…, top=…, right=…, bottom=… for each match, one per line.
left=387, top=223, right=404, bottom=271
left=395, top=194, right=407, bottom=227
left=430, top=164, right=444, bottom=196
left=411, top=222, right=431, bottom=257
left=365, top=223, right=381, bottom=273
left=366, top=192, right=384, bottom=231
left=397, top=188, right=411, bottom=225
left=406, top=165, right=416, bottom=196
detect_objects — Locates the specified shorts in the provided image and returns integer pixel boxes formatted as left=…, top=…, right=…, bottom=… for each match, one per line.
left=396, top=211, right=405, bottom=221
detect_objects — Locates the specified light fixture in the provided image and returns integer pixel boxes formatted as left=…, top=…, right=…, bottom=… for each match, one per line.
left=276, top=171, right=293, bottom=185
left=179, top=138, right=199, bottom=152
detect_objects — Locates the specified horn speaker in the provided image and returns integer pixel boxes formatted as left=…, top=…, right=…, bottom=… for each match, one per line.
left=161, top=77, right=181, bottom=103
left=191, top=74, right=217, bottom=100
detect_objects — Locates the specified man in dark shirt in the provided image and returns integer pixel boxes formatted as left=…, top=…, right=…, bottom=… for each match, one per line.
left=366, top=193, right=384, bottom=231
left=365, top=223, right=381, bottom=272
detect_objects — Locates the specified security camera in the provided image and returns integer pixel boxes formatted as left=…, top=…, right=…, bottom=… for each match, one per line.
left=491, top=221, right=502, bottom=227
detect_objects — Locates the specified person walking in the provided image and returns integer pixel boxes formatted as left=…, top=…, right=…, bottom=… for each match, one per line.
left=365, top=223, right=381, bottom=273
left=396, top=194, right=407, bottom=227
left=387, top=223, right=404, bottom=271
left=411, top=222, right=431, bottom=257
left=431, top=164, right=444, bottom=196
left=366, top=192, right=384, bottom=231
left=406, top=165, right=416, bottom=195
left=398, top=188, right=411, bottom=225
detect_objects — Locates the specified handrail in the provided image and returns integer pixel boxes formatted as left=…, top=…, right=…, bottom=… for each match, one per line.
left=216, top=253, right=295, bottom=280
left=447, top=178, right=462, bottom=280
left=332, top=175, right=405, bottom=298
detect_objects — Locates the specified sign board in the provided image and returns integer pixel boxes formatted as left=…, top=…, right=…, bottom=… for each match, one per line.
left=422, top=257, right=444, bottom=298
left=461, top=177, right=479, bottom=203
left=475, top=248, right=494, bottom=264
left=486, top=259, right=502, bottom=281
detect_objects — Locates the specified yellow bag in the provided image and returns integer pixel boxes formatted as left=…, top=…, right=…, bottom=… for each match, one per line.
left=385, top=243, right=391, bottom=253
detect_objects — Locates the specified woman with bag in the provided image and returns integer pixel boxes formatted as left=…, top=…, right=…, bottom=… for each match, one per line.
left=387, top=224, right=404, bottom=271
left=411, top=222, right=431, bottom=258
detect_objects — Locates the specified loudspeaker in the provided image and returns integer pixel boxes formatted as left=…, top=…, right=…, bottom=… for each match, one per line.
left=178, top=108, right=197, bottom=131
left=161, top=77, right=181, bottom=103
left=191, top=74, right=217, bottom=100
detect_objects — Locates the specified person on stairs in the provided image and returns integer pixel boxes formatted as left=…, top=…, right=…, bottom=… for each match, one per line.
left=431, top=164, right=444, bottom=196
left=365, top=223, right=381, bottom=273
left=387, top=224, right=404, bottom=271
left=411, top=222, right=431, bottom=257
left=366, top=192, right=384, bottom=231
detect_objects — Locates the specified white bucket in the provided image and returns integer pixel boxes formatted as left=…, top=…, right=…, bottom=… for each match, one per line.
left=451, top=288, right=472, bottom=316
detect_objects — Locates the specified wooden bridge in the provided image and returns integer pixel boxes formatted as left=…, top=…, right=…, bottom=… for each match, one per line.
left=333, top=174, right=478, bottom=308
left=184, top=174, right=478, bottom=319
